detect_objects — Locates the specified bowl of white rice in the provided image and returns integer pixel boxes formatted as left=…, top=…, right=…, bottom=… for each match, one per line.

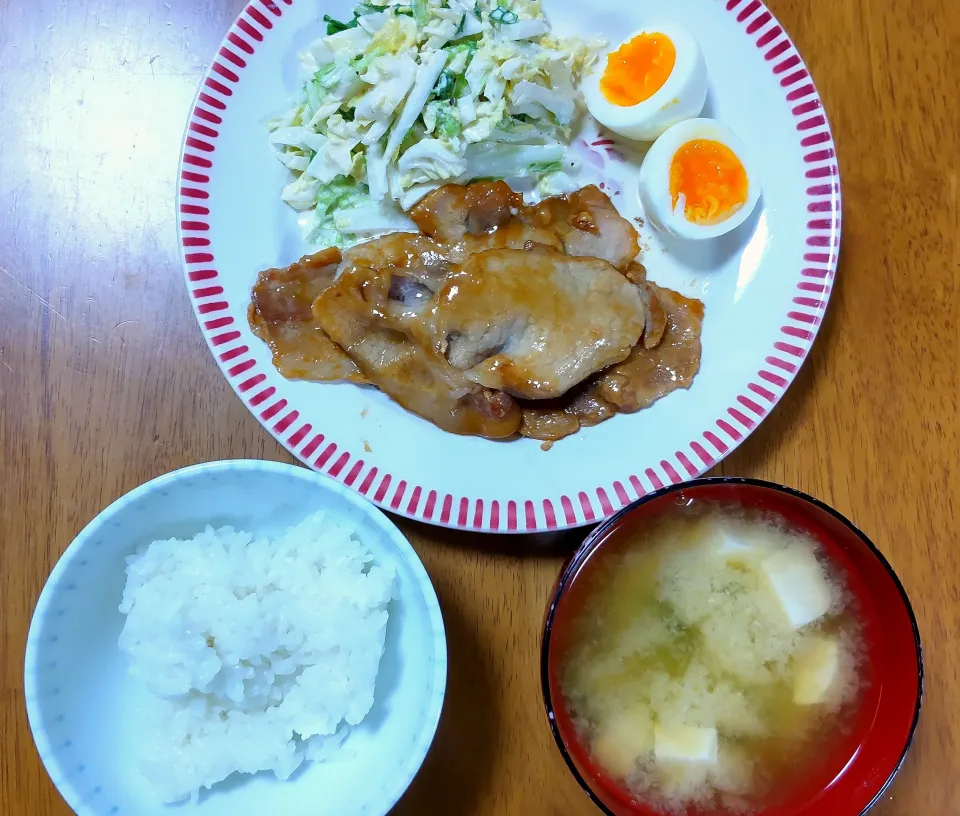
left=24, top=459, right=447, bottom=816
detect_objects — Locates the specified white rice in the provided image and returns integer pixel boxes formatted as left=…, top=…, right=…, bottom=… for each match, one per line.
left=117, top=511, right=395, bottom=803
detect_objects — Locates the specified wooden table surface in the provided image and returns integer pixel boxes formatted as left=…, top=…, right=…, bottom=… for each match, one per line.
left=1, top=0, right=957, bottom=813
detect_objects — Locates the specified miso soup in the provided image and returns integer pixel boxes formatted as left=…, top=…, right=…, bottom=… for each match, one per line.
left=559, top=504, right=866, bottom=814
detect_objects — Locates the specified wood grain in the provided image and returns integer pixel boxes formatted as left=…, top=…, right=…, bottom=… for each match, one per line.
left=1, top=0, right=956, bottom=813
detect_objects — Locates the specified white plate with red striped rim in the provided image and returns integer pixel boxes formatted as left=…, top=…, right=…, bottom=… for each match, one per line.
left=178, top=0, right=840, bottom=534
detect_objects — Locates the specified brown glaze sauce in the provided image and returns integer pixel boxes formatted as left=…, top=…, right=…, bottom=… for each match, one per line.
left=249, top=183, right=704, bottom=441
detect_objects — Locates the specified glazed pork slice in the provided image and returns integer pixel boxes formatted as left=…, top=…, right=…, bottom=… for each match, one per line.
left=425, top=246, right=647, bottom=400
left=637, top=282, right=668, bottom=349
left=530, top=184, right=641, bottom=271
left=413, top=181, right=640, bottom=270
left=249, top=247, right=367, bottom=383
left=410, top=181, right=562, bottom=262
left=592, top=285, right=703, bottom=412
left=338, top=231, right=453, bottom=323
left=251, top=247, right=341, bottom=322
left=409, top=180, right=519, bottom=241
left=339, top=231, right=450, bottom=275
left=519, top=386, right=618, bottom=442
left=520, top=284, right=704, bottom=441
left=312, top=262, right=522, bottom=439
left=443, top=220, right=563, bottom=263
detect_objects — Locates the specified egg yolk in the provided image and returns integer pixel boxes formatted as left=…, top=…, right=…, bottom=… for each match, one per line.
left=669, top=140, right=749, bottom=225
left=601, top=33, right=676, bottom=107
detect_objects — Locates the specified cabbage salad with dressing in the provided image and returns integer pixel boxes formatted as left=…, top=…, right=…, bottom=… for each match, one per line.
left=266, top=0, right=601, bottom=248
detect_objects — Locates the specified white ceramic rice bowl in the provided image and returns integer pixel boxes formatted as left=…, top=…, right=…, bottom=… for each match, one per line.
left=24, top=459, right=447, bottom=816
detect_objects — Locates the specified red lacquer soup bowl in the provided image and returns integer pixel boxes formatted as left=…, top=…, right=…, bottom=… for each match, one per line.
left=541, top=478, right=923, bottom=816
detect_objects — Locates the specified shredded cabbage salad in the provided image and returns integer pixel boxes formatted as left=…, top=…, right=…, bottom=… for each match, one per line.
left=266, top=0, right=601, bottom=247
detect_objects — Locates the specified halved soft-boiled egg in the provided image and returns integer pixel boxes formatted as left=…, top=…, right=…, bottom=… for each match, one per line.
left=638, top=118, right=760, bottom=240
left=584, top=24, right=708, bottom=142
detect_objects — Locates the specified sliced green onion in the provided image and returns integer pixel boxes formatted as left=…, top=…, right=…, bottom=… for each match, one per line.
left=432, top=70, right=455, bottom=99
left=322, top=14, right=358, bottom=34
left=353, top=2, right=388, bottom=15
left=527, top=159, right=562, bottom=174
left=327, top=3, right=386, bottom=33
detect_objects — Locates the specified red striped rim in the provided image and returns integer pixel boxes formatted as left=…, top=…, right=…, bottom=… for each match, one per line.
left=178, top=0, right=841, bottom=532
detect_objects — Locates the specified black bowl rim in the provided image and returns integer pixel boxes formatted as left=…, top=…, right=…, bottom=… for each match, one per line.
left=540, top=476, right=924, bottom=816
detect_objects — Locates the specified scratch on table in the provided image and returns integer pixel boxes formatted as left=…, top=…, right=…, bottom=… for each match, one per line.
left=113, top=320, right=138, bottom=331
left=0, top=265, right=67, bottom=321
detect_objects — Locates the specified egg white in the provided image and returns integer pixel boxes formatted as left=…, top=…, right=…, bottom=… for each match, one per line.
left=584, top=23, right=708, bottom=142
left=638, top=118, right=761, bottom=241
